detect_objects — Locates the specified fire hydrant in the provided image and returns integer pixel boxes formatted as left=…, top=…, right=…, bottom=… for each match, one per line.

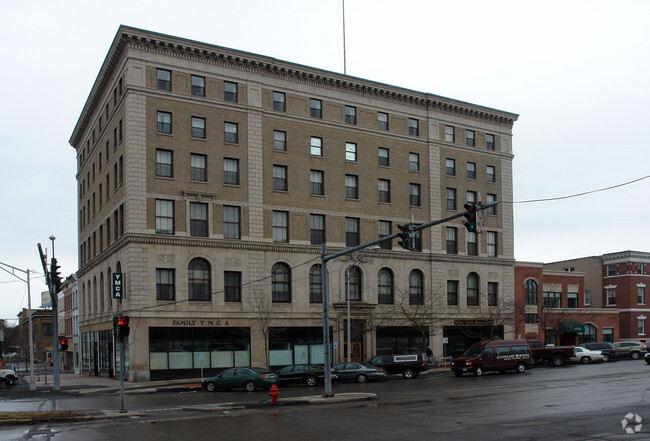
left=269, top=384, right=280, bottom=404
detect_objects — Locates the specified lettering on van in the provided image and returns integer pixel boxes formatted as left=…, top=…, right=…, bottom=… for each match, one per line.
left=496, top=353, right=530, bottom=361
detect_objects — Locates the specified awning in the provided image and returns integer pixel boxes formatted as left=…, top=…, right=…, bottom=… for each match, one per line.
left=561, top=322, right=584, bottom=333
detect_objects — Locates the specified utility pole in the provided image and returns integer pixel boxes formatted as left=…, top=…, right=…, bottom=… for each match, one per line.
left=38, top=238, right=61, bottom=391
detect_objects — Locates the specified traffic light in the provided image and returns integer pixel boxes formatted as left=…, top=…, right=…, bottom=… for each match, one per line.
left=59, top=339, right=68, bottom=351
left=50, top=258, right=62, bottom=293
left=463, top=203, right=478, bottom=233
left=114, top=315, right=130, bottom=338
left=397, top=224, right=411, bottom=250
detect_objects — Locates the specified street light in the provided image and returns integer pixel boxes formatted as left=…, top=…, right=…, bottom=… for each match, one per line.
left=344, top=246, right=379, bottom=363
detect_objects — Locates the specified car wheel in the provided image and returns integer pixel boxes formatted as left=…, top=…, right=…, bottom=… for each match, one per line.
left=6, top=376, right=16, bottom=385
left=516, top=363, right=526, bottom=374
left=306, top=376, right=317, bottom=387
left=473, top=366, right=484, bottom=377
left=205, top=382, right=217, bottom=392
left=631, top=351, right=641, bottom=360
left=0, top=379, right=7, bottom=390
left=356, top=374, right=368, bottom=383
left=245, top=381, right=256, bottom=392
left=551, top=355, right=565, bottom=367
left=453, top=370, right=463, bottom=377
left=580, top=356, right=591, bottom=364
left=602, top=354, right=609, bottom=362
left=403, top=368, right=415, bottom=379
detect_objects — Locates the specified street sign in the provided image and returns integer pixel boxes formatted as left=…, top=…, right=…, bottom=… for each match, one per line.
left=112, top=273, right=125, bottom=299
left=442, top=337, right=449, bottom=344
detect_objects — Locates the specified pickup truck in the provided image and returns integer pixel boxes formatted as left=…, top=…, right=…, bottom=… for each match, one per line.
left=0, top=368, right=18, bottom=389
left=526, top=340, right=575, bottom=367
left=367, top=354, right=428, bottom=379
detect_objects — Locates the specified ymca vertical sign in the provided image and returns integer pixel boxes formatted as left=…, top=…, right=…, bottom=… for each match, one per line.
left=112, top=273, right=125, bottom=299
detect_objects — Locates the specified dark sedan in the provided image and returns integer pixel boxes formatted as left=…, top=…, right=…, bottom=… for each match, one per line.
left=331, top=362, right=387, bottom=383
left=275, top=364, right=329, bottom=387
left=202, top=367, right=279, bottom=392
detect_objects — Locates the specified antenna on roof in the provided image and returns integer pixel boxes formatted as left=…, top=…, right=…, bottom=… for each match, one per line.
left=342, top=0, right=347, bottom=75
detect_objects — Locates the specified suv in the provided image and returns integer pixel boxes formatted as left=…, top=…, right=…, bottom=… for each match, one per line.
left=582, top=342, right=619, bottom=361
left=613, top=341, right=647, bottom=359
left=367, top=354, right=428, bottom=379
left=0, top=368, right=18, bottom=389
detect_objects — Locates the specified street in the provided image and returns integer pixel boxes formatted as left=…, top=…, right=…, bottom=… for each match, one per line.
left=2, top=360, right=650, bottom=440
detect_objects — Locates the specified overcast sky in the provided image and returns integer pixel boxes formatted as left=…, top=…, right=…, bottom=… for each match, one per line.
left=1, top=0, right=649, bottom=322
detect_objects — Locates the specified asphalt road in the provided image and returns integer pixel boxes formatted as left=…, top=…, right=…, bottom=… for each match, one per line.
left=2, top=360, right=650, bottom=440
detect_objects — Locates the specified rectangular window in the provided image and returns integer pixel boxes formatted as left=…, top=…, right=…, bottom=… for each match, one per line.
left=191, top=116, right=206, bottom=138
left=378, top=179, right=391, bottom=203
left=224, top=81, right=238, bottom=102
left=446, top=227, right=457, bottom=254
left=467, top=231, right=477, bottom=256
left=223, top=158, right=239, bottom=185
left=466, top=129, right=475, bottom=146
left=273, top=165, right=287, bottom=191
left=156, top=68, right=171, bottom=90
left=345, top=105, right=356, bottom=124
left=487, top=231, right=497, bottom=257
left=190, top=202, right=208, bottom=237
left=409, top=118, right=419, bottom=136
left=345, top=217, right=359, bottom=246
left=224, top=122, right=238, bottom=143
left=191, top=75, right=205, bottom=96
left=310, top=170, right=324, bottom=195
left=447, top=280, right=458, bottom=306
left=310, top=214, right=325, bottom=245
left=273, top=91, right=285, bottom=111
left=223, top=206, right=240, bottom=239
left=467, top=162, right=476, bottom=179
left=525, top=313, right=538, bottom=324
left=446, top=158, right=455, bottom=176
left=607, top=265, right=616, bottom=276
left=568, top=292, right=578, bottom=308
left=156, top=269, right=175, bottom=300
left=272, top=210, right=289, bottom=243
left=487, top=165, right=496, bottom=183
left=409, top=184, right=421, bottom=206
left=310, top=137, right=322, bottom=156
left=467, top=190, right=477, bottom=204
left=190, top=154, right=207, bottom=182
left=224, top=271, right=242, bottom=302
left=638, top=286, right=645, bottom=304
left=638, top=318, right=645, bottom=335
left=445, top=125, right=455, bottom=142
left=488, top=282, right=498, bottom=306
left=156, top=149, right=173, bottom=177
left=310, top=99, right=322, bottom=118
left=157, top=111, right=172, bottom=134
left=543, top=292, right=562, bottom=308
left=446, top=188, right=457, bottom=210
left=584, top=290, right=591, bottom=306
left=345, top=142, right=357, bottom=161
left=345, top=174, right=358, bottom=199
left=486, top=194, right=497, bottom=215
left=378, top=147, right=390, bottom=167
left=378, top=220, right=391, bottom=250
left=606, top=288, right=616, bottom=306
left=486, top=134, right=495, bottom=150
left=273, top=130, right=286, bottom=151
left=378, top=112, right=388, bottom=130
left=155, top=199, right=174, bottom=234
left=409, top=153, right=420, bottom=172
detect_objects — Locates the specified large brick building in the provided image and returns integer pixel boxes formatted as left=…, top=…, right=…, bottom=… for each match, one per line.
left=69, top=26, right=518, bottom=380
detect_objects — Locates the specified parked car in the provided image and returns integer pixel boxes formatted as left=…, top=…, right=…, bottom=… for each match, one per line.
left=0, top=368, right=18, bottom=385
left=526, top=340, right=575, bottom=367
left=274, top=364, right=328, bottom=387
left=451, top=339, right=533, bottom=377
left=367, top=354, right=428, bottom=379
left=613, top=341, right=647, bottom=359
left=202, top=367, right=279, bottom=392
left=582, top=342, right=619, bottom=361
left=570, top=346, right=604, bottom=364
left=331, top=362, right=387, bottom=383
left=644, top=352, right=650, bottom=365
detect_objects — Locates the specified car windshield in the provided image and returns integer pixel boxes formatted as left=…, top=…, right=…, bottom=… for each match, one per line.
left=462, top=347, right=485, bottom=357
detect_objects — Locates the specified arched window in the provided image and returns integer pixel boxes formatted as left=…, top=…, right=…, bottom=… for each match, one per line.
left=525, top=279, right=538, bottom=305
left=309, top=264, right=322, bottom=304
left=378, top=268, right=394, bottom=304
left=409, top=269, right=424, bottom=305
left=467, top=272, right=479, bottom=306
left=346, top=266, right=361, bottom=301
left=578, top=323, right=597, bottom=345
left=189, top=258, right=211, bottom=301
left=272, top=262, right=291, bottom=303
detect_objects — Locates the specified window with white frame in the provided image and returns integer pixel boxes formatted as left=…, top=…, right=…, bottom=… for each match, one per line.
left=310, top=170, right=324, bottom=195
left=638, top=284, right=646, bottom=304
left=446, top=158, right=455, bottom=176
left=272, top=210, right=288, bottom=243
left=273, top=91, right=285, bottom=111
left=190, top=154, right=207, bottom=182
left=223, top=205, right=240, bottom=239
left=445, top=125, right=455, bottom=142
left=273, top=130, right=286, bottom=151
left=466, top=130, right=475, bottom=146
left=345, top=142, right=357, bottom=161
left=310, top=137, right=322, bottom=156
left=224, top=122, right=238, bottom=143
left=378, top=112, right=388, bottom=130
left=378, top=179, right=390, bottom=203
left=606, top=287, right=616, bottom=306
left=378, top=147, right=389, bottom=166
left=191, top=116, right=206, bottom=139
left=486, top=133, right=495, bottom=150
left=223, top=158, right=239, bottom=185
left=191, top=75, right=205, bottom=96
left=487, top=165, right=496, bottom=183
left=409, top=153, right=420, bottom=171
left=224, top=81, right=238, bottom=102
left=487, top=231, right=497, bottom=257
left=638, top=316, right=646, bottom=335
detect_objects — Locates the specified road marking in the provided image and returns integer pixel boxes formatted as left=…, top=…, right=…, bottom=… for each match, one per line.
left=446, top=385, right=509, bottom=393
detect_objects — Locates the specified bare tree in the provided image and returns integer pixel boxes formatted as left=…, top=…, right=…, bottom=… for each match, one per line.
left=392, top=287, right=435, bottom=351
left=249, top=288, right=273, bottom=369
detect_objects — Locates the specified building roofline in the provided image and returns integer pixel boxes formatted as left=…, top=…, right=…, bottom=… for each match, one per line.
left=70, top=25, right=519, bottom=147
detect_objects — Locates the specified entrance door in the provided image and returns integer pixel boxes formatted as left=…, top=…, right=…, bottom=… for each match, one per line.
left=351, top=342, right=363, bottom=362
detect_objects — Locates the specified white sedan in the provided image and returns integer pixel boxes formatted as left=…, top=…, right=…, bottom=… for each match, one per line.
left=570, top=346, right=605, bottom=364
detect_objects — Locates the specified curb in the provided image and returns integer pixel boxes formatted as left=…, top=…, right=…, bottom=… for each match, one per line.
left=184, top=392, right=376, bottom=412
